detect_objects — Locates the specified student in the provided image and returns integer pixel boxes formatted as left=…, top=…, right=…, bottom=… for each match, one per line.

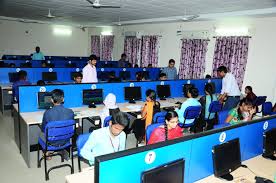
left=226, top=98, right=256, bottom=125
left=100, top=93, right=119, bottom=127
left=148, top=64, right=153, bottom=68
left=161, top=59, right=178, bottom=80
left=118, top=53, right=127, bottom=68
left=159, top=73, right=167, bottom=80
left=41, top=61, right=47, bottom=67
left=37, top=80, right=45, bottom=86
left=108, top=72, right=121, bottom=83
left=217, top=66, right=241, bottom=110
left=134, top=64, right=139, bottom=68
left=73, top=72, right=83, bottom=84
left=82, top=55, right=98, bottom=83
left=198, top=83, right=218, bottom=130
left=12, top=70, right=31, bottom=102
left=148, top=111, right=183, bottom=145
left=136, top=72, right=146, bottom=81
left=132, top=90, right=160, bottom=143
left=80, top=112, right=129, bottom=165
left=244, top=86, right=257, bottom=101
left=175, top=87, right=201, bottom=125
left=31, top=46, right=45, bottom=60
left=205, top=74, right=212, bottom=79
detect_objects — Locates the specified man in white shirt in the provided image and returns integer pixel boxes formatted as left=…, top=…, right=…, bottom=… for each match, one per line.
left=80, top=112, right=129, bottom=165
left=82, top=55, right=98, bottom=83
left=217, top=66, right=241, bottom=111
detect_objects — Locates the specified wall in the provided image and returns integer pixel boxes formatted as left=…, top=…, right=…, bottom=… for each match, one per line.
left=0, top=20, right=90, bottom=57
left=88, top=17, right=276, bottom=102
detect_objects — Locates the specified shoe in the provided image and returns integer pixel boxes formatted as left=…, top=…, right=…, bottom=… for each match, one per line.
left=61, top=150, right=70, bottom=161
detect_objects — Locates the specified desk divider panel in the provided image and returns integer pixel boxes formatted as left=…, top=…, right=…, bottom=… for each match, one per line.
left=95, top=117, right=276, bottom=183
left=18, top=79, right=222, bottom=113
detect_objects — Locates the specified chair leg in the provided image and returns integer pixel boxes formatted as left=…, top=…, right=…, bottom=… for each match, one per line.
left=44, top=150, right=49, bottom=181
left=71, top=146, right=74, bottom=174
left=78, top=156, right=81, bottom=172
left=37, top=143, right=41, bottom=168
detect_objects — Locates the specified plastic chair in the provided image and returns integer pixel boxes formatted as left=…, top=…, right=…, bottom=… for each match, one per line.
left=262, top=102, right=276, bottom=116
left=255, top=96, right=267, bottom=113
left=146, top=123, right=163, bottom=143
left=205, top=101, right=223, bottom=130
left=178, top=106, right=201, bottom=128
left=76, top=133, right=90, bottom=172
left=37, top=120, right=76, bottom=181
left=213, top=110, right=230, bottom=129
left=103, top=116, right=112, bottom=127
left=153, top=111, right=167, bottom=124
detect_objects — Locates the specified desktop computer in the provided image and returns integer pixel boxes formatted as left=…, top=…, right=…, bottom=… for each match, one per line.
left=37, top=92, right=53, bottom=109
left=124, top=87, right=142, bottom=103
left=42, top=72, right=57, bottom=82
left=82, top=89, right=103, bottom=108
left=262, top=128, right=276, bottom=160
left=157, top=85, right=171, bottom=100
left=120, top=71, right=131, bottom=81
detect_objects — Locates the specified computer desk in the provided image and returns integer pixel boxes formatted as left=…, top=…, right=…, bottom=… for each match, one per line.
left=64, top=155, right=276, bottom=183
left=16, top=97, right=189, bottom=168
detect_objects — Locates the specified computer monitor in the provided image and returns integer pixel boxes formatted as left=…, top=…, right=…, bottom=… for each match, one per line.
left=157, top=85, right=171, bottom=100
left=143, top=71, right=150, bottom=80
left=120, top=71, right=131, bottom=81
left=42, top=72, right=57, bottom=81
left=82, top=89, right=103, bottom=105
left=262, top=128, right=276, bottom=160
left=97, top=71, right=115, bottom=81
left=183, top=84, right=195, bottom=98
left=124, top=87, right=142, bottom=103
left=8, top=72, right=19, bottom=82
left=37, top=92, right=53, bottom=109
left=141, top=159, right=184, bottom=183
left=66, top=63, right=76, bottom=68
left=212, top=138, right=241, bottom=181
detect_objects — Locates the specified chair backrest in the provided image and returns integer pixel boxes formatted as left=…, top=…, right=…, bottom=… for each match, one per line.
left=262, top=102, right=273, bottom=116
left=255, top=96, right=267, bottom=106
left=184, top=106, right=201, bottom=120
left=45, top=120, right=75, bottom=142
left=146, top=123, right=163, bottom=143
left=153, top=111, right=167, bottom=124
left=103, top=116, right=112, bottom=127
left=76, top=133, right=91, bottom=156
left=208, top=101, right=223, bottom=113
left=218, top=110, right=229, bottom=124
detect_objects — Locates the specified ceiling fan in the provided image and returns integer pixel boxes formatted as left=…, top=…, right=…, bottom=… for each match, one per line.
left=85, top=0, right=121, bottom=8
left=45, top=9, right=60, bottom=19
left=180, top=9, right=199, bottom=21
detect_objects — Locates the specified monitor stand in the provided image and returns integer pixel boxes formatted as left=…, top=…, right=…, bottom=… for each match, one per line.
left=218, top=173, right=233, bottom=181
left=129, top=99, right=136, bottom=104
left=88, top=103, right=96, bottom=108
left=160, top=97, right=166, bottom=100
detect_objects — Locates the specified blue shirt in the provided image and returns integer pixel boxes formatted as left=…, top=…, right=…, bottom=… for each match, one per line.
left=80, top=127, right=126, bottom=165
left=175, top=98, right=201, bottom=124
left=205, top=94, right=218, bottom=119
left=41, top=105, right=74, bottom=132
left=162, top=67, right=178, bottom=80
left=12, top=80, right=31, bottom=102
left=32, top=52, right=45, bottom=60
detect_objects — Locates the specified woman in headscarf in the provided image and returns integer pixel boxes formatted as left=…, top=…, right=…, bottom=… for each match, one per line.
left=100, top=93, right=120, bottom=127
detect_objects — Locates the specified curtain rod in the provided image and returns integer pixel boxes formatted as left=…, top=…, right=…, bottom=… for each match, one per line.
left=180, top=38, right=210, bottom=41
left=213, top=36, right=252, bottom=38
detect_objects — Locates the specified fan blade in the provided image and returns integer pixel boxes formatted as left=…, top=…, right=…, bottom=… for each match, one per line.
left=98, top=5, right=121, bottom=8
left=86, top=0, right=94, bottom=4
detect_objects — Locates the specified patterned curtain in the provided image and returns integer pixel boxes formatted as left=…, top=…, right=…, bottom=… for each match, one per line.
left=101, top=35, right=115, bottom=60
left=212, top=36, right=250, bottom=89
left=140, top=35, right=160, bottom=67
left=179, top=39, right=209, bottom=79
left=91, top=35, right=100, bottom=57
left=124, top=36, right=140, bottom=66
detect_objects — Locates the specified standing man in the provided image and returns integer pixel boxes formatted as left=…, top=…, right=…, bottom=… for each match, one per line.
left=118, top=53, right=128, bottom=68
left=82, top=55, right=98, bottom=83
left=217, top=66, right=241, bottom=110
left=31, top=46, right=45, bottom=60
left=161, top=59, right=178, bottom=80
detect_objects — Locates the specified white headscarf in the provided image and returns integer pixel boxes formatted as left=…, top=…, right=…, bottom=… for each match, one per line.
left=100, top=93, right=118, bottom=127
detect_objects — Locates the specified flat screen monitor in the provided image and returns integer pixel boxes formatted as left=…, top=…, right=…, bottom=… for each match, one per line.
left=157, top=85, right=171, bottom=100
left=124, top=87, right=142, bottom=103
left=97, top=71, right=115, bottom=81
left=183, top=84, right=195, bottom=98
left=8, top=72, right=19, bottom=82
left=263, top=128, right=276, bottom=159
left=143, top=71, right=150, bottom=80
left=37, top=92, right=53, bottom=109
left=82, top=89, right=103, bottom=105
left=119, top=71, right=131, bottom=81
left=141, top=159, right=185, bottom=183
left=212, top=138, right=241, bottom=180
left=42, top=72, right=57, bottom=81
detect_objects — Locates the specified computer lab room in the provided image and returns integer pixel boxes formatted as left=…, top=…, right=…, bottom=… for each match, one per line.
left=0, top=0, right=276, bottom=183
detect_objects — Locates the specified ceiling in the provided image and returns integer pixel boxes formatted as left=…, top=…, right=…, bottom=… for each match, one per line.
left=1, top=0, right=276, bottom=26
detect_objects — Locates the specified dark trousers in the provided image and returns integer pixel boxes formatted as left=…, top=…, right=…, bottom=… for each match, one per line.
left=223, top=96, right=240, bottom=111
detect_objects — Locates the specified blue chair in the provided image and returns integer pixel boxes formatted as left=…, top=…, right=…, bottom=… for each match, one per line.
left=76, top=133, right=90, bottom=172
left=37, top=120, right=76, bottom=181
left=255, top=96, right=267, bottom=113
left=262, top=102, right=276, bottom=116
left=178, top=106, right=201, bottom=128
left=153, top=111, right=167, bottom=124
left=205, top=101, right=223, bottom=130
left=213, top=110, right=230, bottom=129
left=146, top=123, right=163, bottom=143
left=103, top=116, right=112, bottom=127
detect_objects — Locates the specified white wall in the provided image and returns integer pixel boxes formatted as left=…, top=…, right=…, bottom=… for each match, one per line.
left=0, top=20, right=90, bottom=57
left=88, top=17, right=276, bottom=102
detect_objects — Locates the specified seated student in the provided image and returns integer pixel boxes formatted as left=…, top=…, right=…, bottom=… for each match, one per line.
left=12, top=70, right=31, bottom=102
left=127, top=62, right=132, bottom=68
left=134, top=64, right=139, bottom=68
left=198, top=83, right=218, bottom=131
left=132, top=90, right=160, bottom=143
left=148, top=111, right=183, bottom=145
left=205, top=74, right=212, bottom=79
left=159, top=73, right=167, bottom=80
left=175, top=87, right=201, bottom=125
left=136, top=72, right=146, bottom=81
left=108, top=72, right=121, bottom=83
left=244, top=86, right=257, bottom=101
left=226, top=98, right=256, bottom=125
left=80, top=112, right=129, bottom=165
left=9, top=63, right=16, bottom=68
left=73, top=72, right=83, bottom=84
left=37, top=80, right=45, bottom=86
left=100, top=93, right=120, bottom=127
left=148, top=64, right=153, bottom=68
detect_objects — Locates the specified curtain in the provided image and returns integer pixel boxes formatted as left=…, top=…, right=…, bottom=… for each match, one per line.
left=140, top=35, right=160, bottom=67
left=178, top=39, right=209, bottom=79
left=101, top=35, right=115, bottom=60
left=91, top=35, right=100, bottom=57
left=124, top=36, right=140, bottom=66
left=212, top=36, right=250, bottom=89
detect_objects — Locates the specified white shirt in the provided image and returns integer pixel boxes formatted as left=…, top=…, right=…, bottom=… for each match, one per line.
left=82, top=64, right=98, bottom=83
left=221, top=73, right=241, bottom=96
